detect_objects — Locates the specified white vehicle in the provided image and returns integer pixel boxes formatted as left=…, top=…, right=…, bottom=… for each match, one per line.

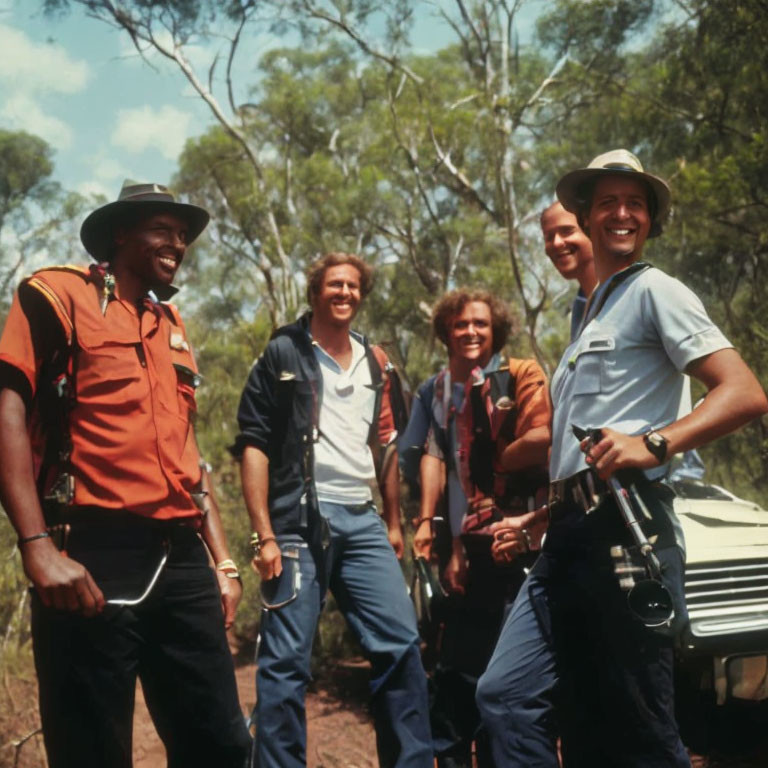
left=673, top=479, right=768, bottom=705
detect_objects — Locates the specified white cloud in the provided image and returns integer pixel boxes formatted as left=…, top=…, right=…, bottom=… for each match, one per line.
left=86, top=153, right=130, bottom=183
left=111, top=105, right=193, bottom=160
left=0, top=94, right=74, bottom=150
left=76, top=179, right=113, bottom=199
left=0, top=23, right=90, bottom=94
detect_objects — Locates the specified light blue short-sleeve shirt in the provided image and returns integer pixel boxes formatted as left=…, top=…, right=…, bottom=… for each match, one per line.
left=550, top=266, right=732, bottom=482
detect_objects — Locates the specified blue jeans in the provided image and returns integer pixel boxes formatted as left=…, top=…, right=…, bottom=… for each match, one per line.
left=254, top=501, right=432, bottom=768
left=477, top=489, right=690, bottom=768
left=475, top=556, right=560, bottom=768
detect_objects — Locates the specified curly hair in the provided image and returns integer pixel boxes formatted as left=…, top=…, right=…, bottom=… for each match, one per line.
left=306, top=252, right=375, bottom=306
left=432, top=288, right=516, bottom=355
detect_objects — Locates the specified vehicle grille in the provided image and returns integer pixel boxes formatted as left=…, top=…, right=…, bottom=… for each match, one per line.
left=685, top=559, right=768, bottom=638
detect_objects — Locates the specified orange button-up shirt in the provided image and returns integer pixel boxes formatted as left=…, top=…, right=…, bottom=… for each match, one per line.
left=0, top=266, right=202, bottom=520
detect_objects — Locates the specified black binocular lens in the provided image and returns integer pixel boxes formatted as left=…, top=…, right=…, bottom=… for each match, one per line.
left=627, top=579, right=674, bottom=627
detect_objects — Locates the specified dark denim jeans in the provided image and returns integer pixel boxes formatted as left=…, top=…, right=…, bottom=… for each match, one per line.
left=477, top=489, right=690, bottom=768
left=475, top=554, right=560, bottom=768
left=32, top=518, right=250, bottom=768
left=254, top=501, right=432, bottom=768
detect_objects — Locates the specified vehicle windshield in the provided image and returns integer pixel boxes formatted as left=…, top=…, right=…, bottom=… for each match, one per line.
left=670, top=480, right=734, bottom=501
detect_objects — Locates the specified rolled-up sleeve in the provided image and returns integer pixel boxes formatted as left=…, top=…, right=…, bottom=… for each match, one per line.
left=0, top=284, right=64, bottom=406
left=643, top=271, right=732, bottom=372
left=512, top=358, right=552, bottom=437
left=398, top=380, right=435, bottom=485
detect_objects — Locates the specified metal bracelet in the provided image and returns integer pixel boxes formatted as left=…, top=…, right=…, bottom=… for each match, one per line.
left=18, top=531, right=51, bottom=547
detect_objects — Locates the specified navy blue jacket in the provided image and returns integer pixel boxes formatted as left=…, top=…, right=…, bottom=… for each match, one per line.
left=231, top=313, right=396, bottom=536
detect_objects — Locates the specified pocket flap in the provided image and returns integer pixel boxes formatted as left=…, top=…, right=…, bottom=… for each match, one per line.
left=584, top=334, right=615, bottom=352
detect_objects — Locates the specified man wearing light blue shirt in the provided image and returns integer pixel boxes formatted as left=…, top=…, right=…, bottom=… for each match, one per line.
left=477, top=149, right=768, bottom=767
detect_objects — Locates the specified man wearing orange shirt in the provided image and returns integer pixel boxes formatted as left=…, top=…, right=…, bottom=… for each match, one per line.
left=0, top=182, right=250, bottom=768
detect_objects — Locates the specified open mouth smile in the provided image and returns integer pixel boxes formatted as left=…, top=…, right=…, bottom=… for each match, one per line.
left=158, top=256, right=178, bottom=270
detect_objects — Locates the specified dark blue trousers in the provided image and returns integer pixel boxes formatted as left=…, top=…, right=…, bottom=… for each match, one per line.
left=254, top=501, right=432, bottom=768
left=477, top=489, right=690, bottom=768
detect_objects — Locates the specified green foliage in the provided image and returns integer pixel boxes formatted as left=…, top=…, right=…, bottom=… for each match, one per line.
left=16, top=0, right=768, bottom=661
left=0, top=129, right=56, bottom=227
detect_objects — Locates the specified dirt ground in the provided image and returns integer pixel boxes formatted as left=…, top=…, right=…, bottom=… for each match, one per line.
left=4, top=659, right=768, bottom=767
left=133, top=659, right=377, bottom=768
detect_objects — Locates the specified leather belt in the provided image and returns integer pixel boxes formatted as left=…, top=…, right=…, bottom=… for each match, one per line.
left=549, top=470, right=608, bottom=515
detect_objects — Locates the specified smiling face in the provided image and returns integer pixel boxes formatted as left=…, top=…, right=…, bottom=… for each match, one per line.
left=447, top=301, right=494, bottom=368
left=114, top=211, right=188, bottom=289
left=587, top=175, right=651, bottom=270
left=541, top=202, right=594, bottom=282
left=311, top=263, right=362, bottom=329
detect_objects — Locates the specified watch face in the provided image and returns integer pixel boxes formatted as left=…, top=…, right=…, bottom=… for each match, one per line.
left=645, top=431, right=667, bottom=461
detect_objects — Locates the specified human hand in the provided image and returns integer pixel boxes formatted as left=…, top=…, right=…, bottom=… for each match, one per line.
left=22, top=539, right=105, bottom=617
left=388, top=524, right=405, bottom=560
left=442, top=539, right=467, bottom=595
left=252, top=539, right=282, bottom=581
left=580, top=427, right=658, bottom=479
left=215, top=569, right=243, bottom=630
left=412, top=518, right=434, bottom=560
left=489, top=507, right=548, bottom=564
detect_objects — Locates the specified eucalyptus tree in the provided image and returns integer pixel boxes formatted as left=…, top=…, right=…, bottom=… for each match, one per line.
left=528, top=0, right=768, bottom=494
left=0, top=129, right=58, bottom=309
left=289, top=0, right=657, bottom=367
left=44, top=0, right=305, bottom=325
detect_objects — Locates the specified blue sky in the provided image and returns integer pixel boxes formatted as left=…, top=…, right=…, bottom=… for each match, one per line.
left=0, top=1, right=544, bottom=200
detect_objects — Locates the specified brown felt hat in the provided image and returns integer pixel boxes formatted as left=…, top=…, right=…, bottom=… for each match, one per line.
left=556, top=149, right=671, bottom=238
left=80, top=180, right=210, bottom=261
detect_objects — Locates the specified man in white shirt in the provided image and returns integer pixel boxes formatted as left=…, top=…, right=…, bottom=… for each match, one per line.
left=233, top=252, right=432, bottom=768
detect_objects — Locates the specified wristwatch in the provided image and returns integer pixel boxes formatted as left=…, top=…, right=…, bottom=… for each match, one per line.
left=643, top=429, right=668, bottom=464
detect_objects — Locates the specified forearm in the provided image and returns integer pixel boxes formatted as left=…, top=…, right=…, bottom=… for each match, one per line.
left=0, top=389, right=104, bottom=614
left=662, top=349, right=768, bottom=456
left=198, top=469, right=234, bottom=565
left=240, top=445, right=274, bottom=538
left=587, top=349, right=768, bottom=477
left=498, top=425, right=551, bottom=473
left=0, top=389, right=48, bottom=539
left=379, top=449, right=401, bottom=530
left=418, top=453, right=445, bottom=521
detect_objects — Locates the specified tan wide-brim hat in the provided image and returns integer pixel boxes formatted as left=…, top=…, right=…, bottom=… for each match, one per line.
left=556, top=149, right=671, bottom=238
left=80, top=180, right=210, bottom=261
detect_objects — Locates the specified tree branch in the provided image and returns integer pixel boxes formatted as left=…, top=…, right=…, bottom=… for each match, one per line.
left=298, top=0, right=424, bottom=85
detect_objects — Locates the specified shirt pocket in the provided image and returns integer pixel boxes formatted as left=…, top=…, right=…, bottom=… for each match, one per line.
left=172, top=362, right=200, bottom=419
left=276, top=372, right=315, bottom=441
left=570, top=334, right=615, bottom=396
left=74, top=323, right=145, bottom=402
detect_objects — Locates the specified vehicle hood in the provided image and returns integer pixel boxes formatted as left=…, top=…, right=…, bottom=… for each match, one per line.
left=675, top=498, right=768, bottom=564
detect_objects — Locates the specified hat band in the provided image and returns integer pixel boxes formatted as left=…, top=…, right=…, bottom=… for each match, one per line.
left=120, top=192, right=176, bottom=203
left=602, top=162, right=638, bottom=171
